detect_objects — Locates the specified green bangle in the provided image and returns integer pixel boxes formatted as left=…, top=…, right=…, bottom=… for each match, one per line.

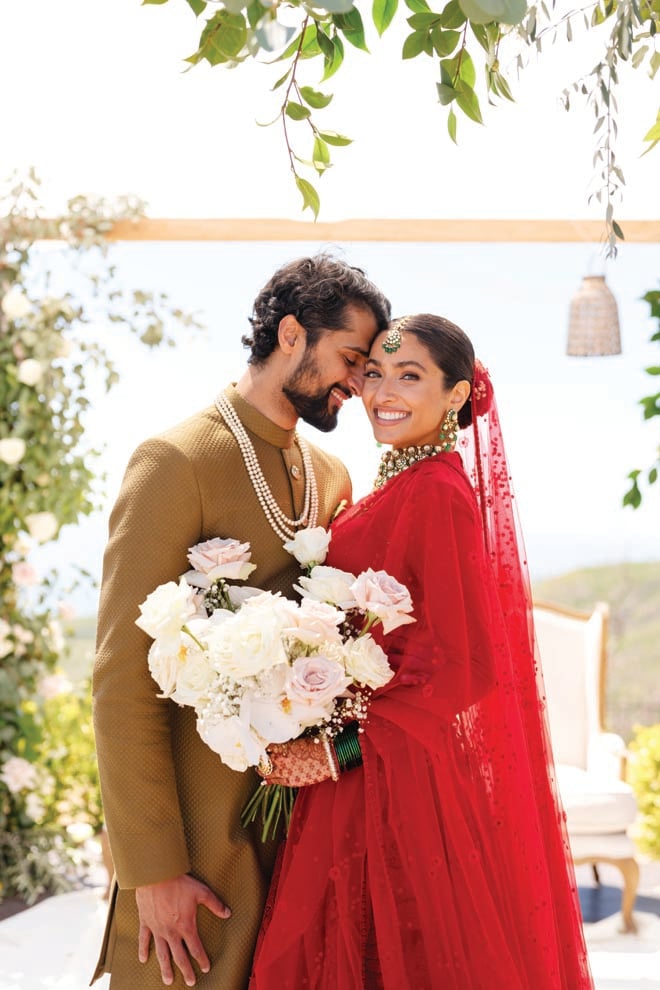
left=334, top=722, right=362, bottom=773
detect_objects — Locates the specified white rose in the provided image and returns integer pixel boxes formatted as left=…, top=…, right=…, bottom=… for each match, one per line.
left=171, top=647, right=216, bottom=708
left=283, top=527, right=331, bottom=568
left=12, top=561, right=39, bottom=587
left=147, top=640, right=183, bottom=698
left=197, top=708, right=263, bottom=772
left=186, top=538, right=256, bottom=586
left=344, top=634, right=394, bottom=689
left=0, top=437, right=26, bottom=465
left=17, top=358, right=43, bottom=386
left=1, top=286, right=31, bottom=320
left=208, top=593, right=289, bottom=678
left=284, top=597, right=344, bottom=647
left=249, top=695, right=305, bottom=743
left=38, top=672, right=73, bottom=700
left=1, top=756, right=38, bottom=794
left=351, top=569, right=416, bottom=634
left=25, top=511, right=58, bottom=543
left=135, top=576, right=198, bottom=651
left=286, top=654, right=352, bottom=710
left=296, top=565, right=358, bottom=609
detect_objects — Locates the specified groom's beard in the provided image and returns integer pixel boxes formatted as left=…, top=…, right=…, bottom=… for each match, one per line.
left=283, top=353, right=348, bottom=433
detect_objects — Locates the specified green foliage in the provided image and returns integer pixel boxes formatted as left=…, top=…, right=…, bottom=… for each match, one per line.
left=143, top=0, right=658, bottom=231
left=623, top=288, right=660, bottom=508
left=627, top=723, right=660, bottom=859
left=0, top=169, right=202, bottom=904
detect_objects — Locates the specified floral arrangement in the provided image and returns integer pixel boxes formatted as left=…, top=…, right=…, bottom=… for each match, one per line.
left=0, top=169, right=201, bottom=905
left=136, top=528, right=415, bottom=838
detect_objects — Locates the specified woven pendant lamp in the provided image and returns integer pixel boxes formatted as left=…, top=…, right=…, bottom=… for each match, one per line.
left=566, top=274, right=621, bottom=356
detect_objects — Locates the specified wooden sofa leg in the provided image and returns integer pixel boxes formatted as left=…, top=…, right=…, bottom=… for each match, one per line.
left=598, top=856, right=639, bottom=934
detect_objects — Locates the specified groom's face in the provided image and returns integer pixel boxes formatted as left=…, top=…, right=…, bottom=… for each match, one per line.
left=282, top=304, right=378, bottom=432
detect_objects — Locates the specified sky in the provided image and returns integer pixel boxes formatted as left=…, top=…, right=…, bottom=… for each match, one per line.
left=1, top=2, right=659, bottom=615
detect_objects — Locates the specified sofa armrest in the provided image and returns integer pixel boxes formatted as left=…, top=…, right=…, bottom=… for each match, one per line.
left=587, top=732, right=628, bottom=780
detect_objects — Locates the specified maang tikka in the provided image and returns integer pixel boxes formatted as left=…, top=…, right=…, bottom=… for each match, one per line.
left=439, top=407, right=458, bottom=452
left=382, top=315, right=411, bottom=353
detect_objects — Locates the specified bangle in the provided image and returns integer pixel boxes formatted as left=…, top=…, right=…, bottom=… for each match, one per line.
left=322, top=734, right=340, bottom=782
left=334, top=722, right=362, bottom=773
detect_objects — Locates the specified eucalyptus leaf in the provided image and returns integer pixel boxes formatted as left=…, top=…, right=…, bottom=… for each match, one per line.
left=440, top=0, right=467, bottom=27
left=455, top=80, right=483, bottom=122
left=431, top=26, right=461, bottom=56
left=185, top=0, right=206, bottom=13
left=402, top=30, right=428, bottom=58
left=373, top=0, right=399, bottom=35
left=332, top=8, right=369, bottom=51
left=405, top=0, right=431, bottom=9
left=448, top=105, right=458, bottom=141
left=296, top=177, right=321, bottom=218
left=407, top=11, right=442, bottom=27
left=319, top=130, right=353, bottom=145
left=285, top=101, right=312, bottom=120
left=300, top=85, right=334, bottom=108
left=196, top=10, right=247, bottom=63
left=436, top=81, right=456, bottom=104
left=321, top=34, right=345, bottom=80
left=141, top=0, right=169, bottom=5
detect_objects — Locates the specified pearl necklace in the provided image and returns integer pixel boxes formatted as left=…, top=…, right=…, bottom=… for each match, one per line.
left=215, top=393, right=319, bottom=541
left=374, top=444, right=443, bottom=490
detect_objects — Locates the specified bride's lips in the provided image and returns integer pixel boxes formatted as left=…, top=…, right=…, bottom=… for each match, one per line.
left=373, top=408, right=410, bottom=424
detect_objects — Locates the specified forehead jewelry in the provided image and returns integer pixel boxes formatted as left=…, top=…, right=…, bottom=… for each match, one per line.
left=382, top=316, right=411, bottom=354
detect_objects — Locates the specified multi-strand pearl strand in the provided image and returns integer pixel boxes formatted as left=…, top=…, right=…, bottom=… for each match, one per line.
left=215, top=393, right=319, bottom=541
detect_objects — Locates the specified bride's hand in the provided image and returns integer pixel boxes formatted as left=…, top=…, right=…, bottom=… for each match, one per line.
left=258, top=737, right=337, bottom=788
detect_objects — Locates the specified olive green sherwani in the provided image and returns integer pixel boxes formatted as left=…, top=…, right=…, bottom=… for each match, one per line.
left=91, top=385, right=352, bottom=989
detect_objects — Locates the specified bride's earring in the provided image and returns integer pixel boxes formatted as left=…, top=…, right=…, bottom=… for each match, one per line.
left=439, top=407, right=458, bottom=452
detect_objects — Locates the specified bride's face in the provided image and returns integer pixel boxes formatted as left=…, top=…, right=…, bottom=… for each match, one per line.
left=362, top=331, right=452, bottom=449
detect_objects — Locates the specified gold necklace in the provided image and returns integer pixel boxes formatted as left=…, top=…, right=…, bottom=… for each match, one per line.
left=373, top=444, right=443, bottom=490
left=215, top=393, right=319, bottom=541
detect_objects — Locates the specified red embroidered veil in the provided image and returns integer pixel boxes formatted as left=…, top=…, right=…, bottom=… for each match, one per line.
left=250, top=362, right=593, bottom=989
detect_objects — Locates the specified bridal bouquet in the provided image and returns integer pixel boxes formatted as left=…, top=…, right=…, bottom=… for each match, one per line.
left=135, top=528, right=415, bottom=838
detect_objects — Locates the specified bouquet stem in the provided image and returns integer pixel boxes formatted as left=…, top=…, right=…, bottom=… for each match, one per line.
left=241, top=783, right=297, bottom=842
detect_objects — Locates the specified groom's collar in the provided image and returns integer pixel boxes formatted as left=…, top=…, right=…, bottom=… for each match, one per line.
left=223, top=383, right=298, bottom=450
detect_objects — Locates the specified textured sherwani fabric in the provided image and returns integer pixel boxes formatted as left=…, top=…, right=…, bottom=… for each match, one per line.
left=91, top=384, right=352, bottom=989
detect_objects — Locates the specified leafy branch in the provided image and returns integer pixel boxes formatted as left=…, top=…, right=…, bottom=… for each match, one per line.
left=623, top=288, right=660, bottom=508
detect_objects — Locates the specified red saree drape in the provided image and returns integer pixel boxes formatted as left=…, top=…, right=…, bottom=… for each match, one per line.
left=250, top=374, right=593, bottom=989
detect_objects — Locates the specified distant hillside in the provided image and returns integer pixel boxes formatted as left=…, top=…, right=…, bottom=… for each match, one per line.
left=533, top=561, right=660, bottom=742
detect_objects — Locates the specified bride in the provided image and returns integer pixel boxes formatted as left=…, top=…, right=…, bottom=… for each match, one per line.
left=249, top=313, right=593, bottom=989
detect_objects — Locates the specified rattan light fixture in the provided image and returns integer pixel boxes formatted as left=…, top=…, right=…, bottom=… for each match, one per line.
left=566, top=274, right=621, bottom=356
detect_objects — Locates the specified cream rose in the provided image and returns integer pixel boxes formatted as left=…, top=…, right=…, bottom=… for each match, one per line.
left=1, top=756, right=37, bottom=794
left=197, top=709, right=263, bottom=772
left=296, top=565, right=358, bottom=609
left=285, top=597, right=344, bottom=647
left=25, top=511, right=58, bottom=543
left=147, top=640, right=182, bottom=697
left=0, top=437, right=26, bottom=465
left=17, top=358, right=43, bottom=386
left=344, top=634, right=394, bottom=689
left=350, top=569, right=416, bottom=634
left=286, top=654, right=352, bottom=709
left=207, top=592, right=289, bottom=678
left=135, top=576, right=198, bottom=651
left=1, top=286, right=31, bottom=320
left=171, top=647, right=216, bottom=708
left=283, top=527, right=331, bottom=568
left=185, top=537, right=256, bottom=587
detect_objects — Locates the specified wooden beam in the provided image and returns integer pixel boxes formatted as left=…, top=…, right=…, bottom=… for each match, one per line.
left=105, top=217, right=660, bottom=243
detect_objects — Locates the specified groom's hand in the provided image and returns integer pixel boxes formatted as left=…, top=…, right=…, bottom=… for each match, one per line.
left=136, top=873, right=231, bottom=987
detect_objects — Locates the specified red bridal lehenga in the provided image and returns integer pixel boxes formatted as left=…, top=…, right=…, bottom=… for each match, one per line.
left=249, top=363, right=594, bottom=990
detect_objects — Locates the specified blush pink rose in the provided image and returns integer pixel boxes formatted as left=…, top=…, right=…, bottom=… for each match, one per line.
left=350, top=568, right=416, bottom=634
left=286, top=655, right=352, bottom=709
left=186, top=538, right=256, bottom=586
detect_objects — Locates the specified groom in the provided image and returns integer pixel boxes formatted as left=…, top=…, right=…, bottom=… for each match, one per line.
left=91, top=253, right=390, bottom=989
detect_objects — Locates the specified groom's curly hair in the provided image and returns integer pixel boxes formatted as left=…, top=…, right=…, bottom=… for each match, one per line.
left=242, top=253, right=391, bottom=365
